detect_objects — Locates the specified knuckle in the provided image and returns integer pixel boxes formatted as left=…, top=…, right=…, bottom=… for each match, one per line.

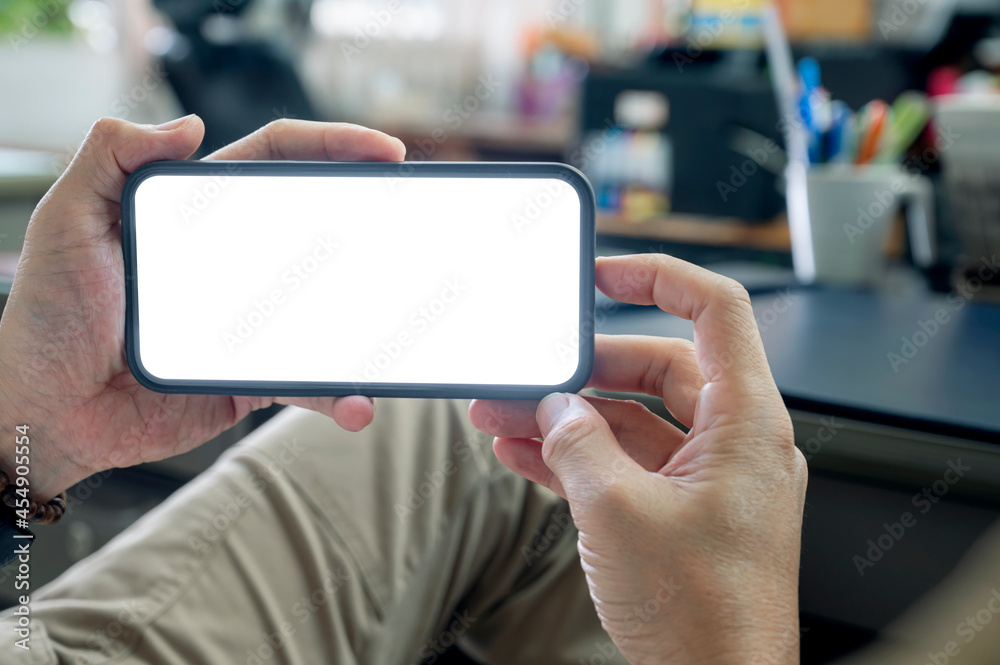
left=263, top=117, right=294, bottom=134
left=546, top=413, right=602, bottom=448
left=703, top=275, right=756, bottom=328
left=719, top=277, right=752, bottom=308
left=88, top=116, right=126, bottom=142
left=541, top=414, right=602, bottom=465
left=641, top=252, right=669, bottom=275
left=646, top=339, right=697, bottom=395
left=73, top=117, right=134, bottom=177
left=254, top=118, right=298, bottom=158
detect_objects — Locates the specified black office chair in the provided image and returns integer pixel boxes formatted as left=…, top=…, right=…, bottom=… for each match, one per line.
left=152, top=0, right=318, bottom=153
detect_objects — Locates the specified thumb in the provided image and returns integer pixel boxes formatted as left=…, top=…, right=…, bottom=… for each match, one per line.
left=537, top=393, right=641, bottom=504
left=57, top=115, right=204, bottom=207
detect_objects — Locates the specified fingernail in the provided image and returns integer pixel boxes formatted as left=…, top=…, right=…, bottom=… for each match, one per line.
left=156, top=114, right=195, bottom=131
left=537, top=393, right=571, bottom=429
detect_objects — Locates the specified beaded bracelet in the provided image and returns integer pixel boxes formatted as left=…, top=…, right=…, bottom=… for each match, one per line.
left=0, top=469, right=67, bottom=525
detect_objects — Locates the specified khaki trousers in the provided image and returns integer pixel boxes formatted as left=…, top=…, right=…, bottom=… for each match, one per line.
left=0, top=400, right=625, bottom=664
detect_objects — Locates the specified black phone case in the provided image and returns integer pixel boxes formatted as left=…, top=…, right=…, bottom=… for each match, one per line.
left=121, top=160, right=596, bottom=399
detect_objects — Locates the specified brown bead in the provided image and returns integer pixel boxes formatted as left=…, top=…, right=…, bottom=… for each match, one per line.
left=0, top=469, right=69, bottom=525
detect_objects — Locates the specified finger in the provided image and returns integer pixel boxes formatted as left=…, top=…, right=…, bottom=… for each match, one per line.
left=470, top=396, right=685, bottom=471
left=54, top=115, right=205, bottom=208
left=493, top=437, right=567, bottom=499
left=584, top=396, right=685, bottom=471
left=277, top=395, right=376, bottom=432
left=595, top=254, right=774, bottom=401
left=467, top=399, right=539, bottom=437
left=589, top=335, right=704, bottom=427
left=204, top=119, right=406, bottom=162
left=536, top=393, right=645, bottom=504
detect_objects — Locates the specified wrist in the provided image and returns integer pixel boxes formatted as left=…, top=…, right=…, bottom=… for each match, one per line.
left=614, top=569, right=800, bottom=665
left=0, top=363, right=78, bottom=502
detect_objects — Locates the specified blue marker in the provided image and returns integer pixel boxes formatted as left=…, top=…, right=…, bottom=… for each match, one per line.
left=798, top=57, right=821, bottom=94
left=797, top=57, right=822, bottom=163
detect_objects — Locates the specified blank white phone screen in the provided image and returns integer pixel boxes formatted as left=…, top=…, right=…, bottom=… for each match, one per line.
left=132, top=174, right=584, bottom=386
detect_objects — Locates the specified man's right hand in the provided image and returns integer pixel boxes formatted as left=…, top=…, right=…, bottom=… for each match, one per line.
left=471, top=254, right=807, bottom=665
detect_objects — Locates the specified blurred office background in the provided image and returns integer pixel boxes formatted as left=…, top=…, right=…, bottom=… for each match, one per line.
left=3, top=1, right=1000, bottom=663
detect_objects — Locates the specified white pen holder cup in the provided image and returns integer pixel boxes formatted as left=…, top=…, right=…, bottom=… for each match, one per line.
left=785, top=163, right=936, bottom=287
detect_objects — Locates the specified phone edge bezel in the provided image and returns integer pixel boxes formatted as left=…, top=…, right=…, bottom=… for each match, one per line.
left=120, top=160, right=596, bottom=399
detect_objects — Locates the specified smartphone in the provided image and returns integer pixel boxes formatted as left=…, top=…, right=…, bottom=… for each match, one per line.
left=121, top=161, right=595, bottom=399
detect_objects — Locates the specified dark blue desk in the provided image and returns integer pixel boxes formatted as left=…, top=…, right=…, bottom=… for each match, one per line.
left=599, top=283, right=1000, bottom=634
left=599, top=286, right=1000, bottom=442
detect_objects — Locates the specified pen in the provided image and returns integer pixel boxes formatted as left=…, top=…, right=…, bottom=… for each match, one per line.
left=798, top=57, right=821, bottom=97
left=797, top=57, right=822, bottom=164
left=855, top=99, right=889, bottom=166
left=810, top=88, right=833, bottom=162
left=825, top=100, right=851, bottom=163
left=879, top=91, right=930, bottom=163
